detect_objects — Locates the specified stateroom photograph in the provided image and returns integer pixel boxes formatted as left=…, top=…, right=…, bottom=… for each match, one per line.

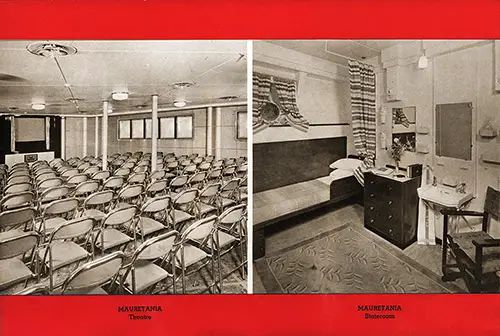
left=252, top=40, right=500, bottom=294
left=0, top=40, right=248, bottom=295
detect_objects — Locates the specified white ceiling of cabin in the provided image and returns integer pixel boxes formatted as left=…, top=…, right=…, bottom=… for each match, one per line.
left=0, top=40, right=247, bottom=116
left=267, top=40, right=411, bottom=65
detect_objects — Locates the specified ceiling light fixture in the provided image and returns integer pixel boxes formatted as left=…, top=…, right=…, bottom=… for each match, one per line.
left=173, top=100, right=187, bottom=108
left=417, top=40, right=428, bottom=69
left=112, top=92, right=129, bottom=101
left=172, top=82, right=195, bottom=89
left=31, top=103, right=46, bottom=110
left=26, top=42, right=78, bottom=58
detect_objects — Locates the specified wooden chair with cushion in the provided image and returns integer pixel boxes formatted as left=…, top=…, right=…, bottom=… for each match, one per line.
left=441, top=186, right=500, bottom=293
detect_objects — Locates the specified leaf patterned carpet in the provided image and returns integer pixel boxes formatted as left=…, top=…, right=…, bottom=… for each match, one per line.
left=258, top=223, right=462, bottom=293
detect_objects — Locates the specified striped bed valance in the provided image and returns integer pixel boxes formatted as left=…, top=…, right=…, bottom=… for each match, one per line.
left=252, top=72, right=309, bottom=133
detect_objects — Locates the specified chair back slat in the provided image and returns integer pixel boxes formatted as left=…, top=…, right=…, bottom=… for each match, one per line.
left=142, top=195, right=170, bottom=213
left=84, top=190, right=114, bottom=207
left=1, top=192, right=34, bottom=210
left=136, top=231, right=178, bottom=261
left=174, top=189, right=198, bottom=205
left=103, top=205, right=137, bottom=227
left=62, top=251, right=125, bottom=292
left=4, top=182, right=31, bottom=194
left=485, top=186, right=500, bottom=219
left=44, top=198, right=79, bottom=216
left=219, top=204, right=246, bottom=225
left=181, top=216, right=216, bottom=242
left=0, top=207, right=36, bottom=231
left=51, top=217, right=94, bottom=241
left=0, top=232, right=39, bottom=260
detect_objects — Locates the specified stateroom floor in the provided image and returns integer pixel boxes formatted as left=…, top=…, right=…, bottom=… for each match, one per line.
left=253, top=201, right=467, bottom=294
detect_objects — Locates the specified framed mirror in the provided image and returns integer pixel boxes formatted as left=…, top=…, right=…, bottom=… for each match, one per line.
left=392, top=106, right=416, bottom=152
left=435, top=102, right=472, bottom=161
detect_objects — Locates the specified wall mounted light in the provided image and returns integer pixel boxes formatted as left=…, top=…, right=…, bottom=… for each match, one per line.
left=112, top=92, right=129, bottom=101
left=417, top=40, right=428, bottom=69
left=31, top=103, right=46, bottom=110
left=173, top=100, right=187, bottom=108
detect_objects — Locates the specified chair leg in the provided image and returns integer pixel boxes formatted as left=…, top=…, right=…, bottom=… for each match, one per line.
left=217, top=251, right=223, bottom=293
left=239, top=241, right=246, bottom=280
left=181, top=267, right=186, bottom=294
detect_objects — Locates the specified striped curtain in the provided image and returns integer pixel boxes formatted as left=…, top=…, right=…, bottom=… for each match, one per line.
left=349, top=60, right=376, bottom=185
left=273, top=77, right=309, bottom=132
left=252, top=72, right=309, bottom=133
left=252, top=72, right=272, bottom=133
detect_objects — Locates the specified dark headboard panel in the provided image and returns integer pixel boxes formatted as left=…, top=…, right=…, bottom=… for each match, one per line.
left=253, top=136, right=347, bottom=193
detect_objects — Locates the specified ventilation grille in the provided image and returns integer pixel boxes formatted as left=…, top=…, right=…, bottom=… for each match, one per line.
left=27, top=42, right=78, bottom=57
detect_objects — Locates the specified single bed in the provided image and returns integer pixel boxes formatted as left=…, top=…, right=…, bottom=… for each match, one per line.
left=253, top=137, right=364, bottom=259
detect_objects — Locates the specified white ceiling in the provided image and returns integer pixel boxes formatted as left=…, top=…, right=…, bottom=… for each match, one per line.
left=0, top=40, right=247, bottom=115
left=267, top=40, right=412, bottom=65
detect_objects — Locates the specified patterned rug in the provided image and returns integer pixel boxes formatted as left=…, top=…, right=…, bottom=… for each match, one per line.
left=259, top=223, right=462, bottom=294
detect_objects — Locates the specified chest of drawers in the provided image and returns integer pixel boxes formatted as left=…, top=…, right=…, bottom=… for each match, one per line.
left=364, top=172, right=421, bottom=249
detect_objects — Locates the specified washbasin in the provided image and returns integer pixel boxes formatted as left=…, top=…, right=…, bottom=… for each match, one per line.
left=417, top=184, right=474, bottom=208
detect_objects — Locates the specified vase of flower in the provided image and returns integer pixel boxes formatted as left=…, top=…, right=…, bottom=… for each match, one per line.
left=390, top=138, right=406, bottom=176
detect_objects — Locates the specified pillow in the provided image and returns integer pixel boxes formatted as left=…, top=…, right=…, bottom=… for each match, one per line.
left=329, top=158, right=363, bottom=172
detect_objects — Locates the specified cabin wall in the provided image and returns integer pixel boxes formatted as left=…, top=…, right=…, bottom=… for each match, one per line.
left=375, top=41, right=500, bottom=236
left=253, top=41, right=353, bottom=157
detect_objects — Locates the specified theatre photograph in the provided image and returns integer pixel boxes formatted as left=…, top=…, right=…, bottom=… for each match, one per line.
left=253, top=40, right=500, bottom=294
left=0, top=40, right=248, bottom=294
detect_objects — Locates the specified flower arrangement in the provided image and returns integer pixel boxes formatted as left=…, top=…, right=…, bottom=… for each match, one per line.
left=389, top=138, right=407, bottom=168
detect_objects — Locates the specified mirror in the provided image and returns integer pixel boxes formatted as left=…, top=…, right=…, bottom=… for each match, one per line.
left=435, top=102, right=472, bottom=161
left=392, top=106, right=416, bottom=152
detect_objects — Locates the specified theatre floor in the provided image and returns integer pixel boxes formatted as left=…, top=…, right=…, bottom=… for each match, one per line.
left=253, top=201, right=467, bottom=294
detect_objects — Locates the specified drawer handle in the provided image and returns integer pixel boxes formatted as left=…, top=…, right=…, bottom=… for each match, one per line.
left=370, top=193, right=374, bottom=198
left=370, top=181, right=374, bottom=185
left=388, top=200, right=393, bottom=205
left=389, top=228, right=393, bottom=234
left=369, top=206, right=374, bottom=211
left=388, top=187, right=393, bottom=191
left=370, top=219, right=375, bottom=224
left=388, top=215, right=393, bottom=220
